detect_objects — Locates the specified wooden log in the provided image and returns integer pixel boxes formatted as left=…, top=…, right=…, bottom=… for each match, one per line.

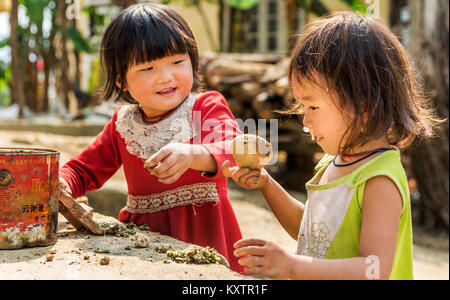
left=202, top=52, right=282, bottom=64
left=252, top=92, right=276, bottom=120
left=261, top=57, right=290, bottom=83
left=205, top=59, right=271, bottom=89
left=274, top=76, right=289, bottom=97
left=230, top=82, right=263, bottom=103
left=219, top=74, right=254, bottom=85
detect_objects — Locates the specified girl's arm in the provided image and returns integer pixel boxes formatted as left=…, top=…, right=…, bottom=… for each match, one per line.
left=190, top=145, right=219, bottom=173
left=147, top=91, right=242, bottom=183
left=235, top=175, right=403, bottom=280
left=222, top=163, right=305, bottom=240
left=59, top=110, right=122, bottom=198
left=260, top=175, right=305, bottom=240
left=195, top=91, right=242, bottom=178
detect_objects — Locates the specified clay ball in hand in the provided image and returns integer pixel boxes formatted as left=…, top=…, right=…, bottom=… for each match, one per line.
left=231, top=135, right=273, bottom=170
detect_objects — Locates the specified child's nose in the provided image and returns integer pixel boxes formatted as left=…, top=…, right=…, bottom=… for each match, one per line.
left=157, top=70, right=174, bottom=83
left=303, top=113, right=312, bottom=128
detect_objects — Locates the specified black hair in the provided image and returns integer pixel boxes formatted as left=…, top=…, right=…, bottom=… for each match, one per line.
left=287, top=12, right=441, bottom=154
left=100, top=3, right=200, bottom=104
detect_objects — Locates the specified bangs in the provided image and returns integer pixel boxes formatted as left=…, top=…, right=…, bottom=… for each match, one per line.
left=122, top=5, right=194, bottom=68
left=288, top=19, right=342, bottom=95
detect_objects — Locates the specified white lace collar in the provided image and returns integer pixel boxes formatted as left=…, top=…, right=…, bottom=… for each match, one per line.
left=115, top=94, right=198, bottom=159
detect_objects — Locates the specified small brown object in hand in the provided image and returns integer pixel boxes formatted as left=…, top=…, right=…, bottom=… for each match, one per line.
left=144, top=160, right=161, bottom=171
left=231, top=135, right=273, bottom=170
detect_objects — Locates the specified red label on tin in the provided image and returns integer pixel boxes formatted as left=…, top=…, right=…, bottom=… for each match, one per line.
left=0, top=150, right=59, bottom=248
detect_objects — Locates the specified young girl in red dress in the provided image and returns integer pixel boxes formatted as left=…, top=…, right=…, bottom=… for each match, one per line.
left=59, top=3, right=244, bottom=273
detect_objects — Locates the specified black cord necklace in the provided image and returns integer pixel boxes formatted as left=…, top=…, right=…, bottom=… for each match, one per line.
left=333, top=148, right=394, bottom=167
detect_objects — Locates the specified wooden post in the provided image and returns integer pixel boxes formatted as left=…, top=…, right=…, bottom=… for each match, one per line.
left=9, top=0, right=26, bottom=118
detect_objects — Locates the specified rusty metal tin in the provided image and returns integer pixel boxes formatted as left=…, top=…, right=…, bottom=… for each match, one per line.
left=0, top=148, right=60, bottom=249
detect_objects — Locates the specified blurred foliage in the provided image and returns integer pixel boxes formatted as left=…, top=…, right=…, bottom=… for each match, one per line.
left=341, top=0, right=368, bottom=14
left=67, top=26, right=95, bottom=54
left=1, top=0, right=102, bottom=109
left=82, top=6, right=107, bottom=37
left=0, top=61, right=10, bottom=107
left=296, top=0, right=367, bottom=16
left=161, top=0, right=216, bottom=5
left=88, top=57, right=102, bottom=94
left=227, top=0, right=259, bottom=10
left=225, top=0, right=368, bottom=15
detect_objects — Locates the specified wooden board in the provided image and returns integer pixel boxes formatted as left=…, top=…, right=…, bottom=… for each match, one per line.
left=59, top=193, right=103, bottom=235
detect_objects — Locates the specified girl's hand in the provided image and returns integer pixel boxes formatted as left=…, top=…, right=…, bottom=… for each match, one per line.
left=234, top=238, right=293, bottom=279
left=146, top=143, right=193, bottom=184
left=221, top=160, right=269, bottom=190
left=59, top=178, right=73, bottom=197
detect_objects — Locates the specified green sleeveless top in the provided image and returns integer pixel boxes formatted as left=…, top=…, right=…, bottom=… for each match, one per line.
left=296, top=149, right=413, bottom=280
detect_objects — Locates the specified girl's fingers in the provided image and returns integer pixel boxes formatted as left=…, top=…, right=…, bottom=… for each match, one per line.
left=244, top=266, right=264, bottom=276
left=221, top=160, right=235, bottom=178
left=151, top=155, right=177, bottom=175
left=221, top=161, right=259, bottom=187
left=230, top=167, right=251, bottom=182
left=246, top=177, right=260, bottom=186
left=238, top=255, right=264, bottom=267
left=239, top=170, right=261, bottom=186
left=153, top=159, right=179, bottom=178
left=146, top=147, right=172, bottom=168
left=234, top=238, right=267, bottom=249
left=234, top=245, right=266, bottom=258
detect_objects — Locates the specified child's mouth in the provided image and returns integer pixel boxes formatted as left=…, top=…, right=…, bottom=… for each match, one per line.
left=157, top=87, right=177, bottom=96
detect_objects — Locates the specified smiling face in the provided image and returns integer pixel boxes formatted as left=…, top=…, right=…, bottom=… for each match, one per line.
left=120, top=53, right=194, bottom=118
left=292, top=77, right=352, bottom=156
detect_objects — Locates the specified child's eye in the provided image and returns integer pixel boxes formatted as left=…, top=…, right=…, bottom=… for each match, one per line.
left=309, top=106, right=318, bottom=111
left=141, top=67, right=153, bottom=71
left=173, top=60, right=184, bottom=64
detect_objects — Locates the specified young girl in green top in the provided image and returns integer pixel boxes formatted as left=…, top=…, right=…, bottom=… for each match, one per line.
left=222, top=12, right=441, bottom=280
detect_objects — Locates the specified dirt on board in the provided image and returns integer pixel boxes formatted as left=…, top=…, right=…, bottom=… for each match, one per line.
left=0, top=213, right=250, bottom=280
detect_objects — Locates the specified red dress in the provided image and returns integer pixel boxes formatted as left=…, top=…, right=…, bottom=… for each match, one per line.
left=60, top=91, right=244, bottom=273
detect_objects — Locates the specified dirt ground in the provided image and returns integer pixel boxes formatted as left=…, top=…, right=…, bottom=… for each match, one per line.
left=0, top=129, right=448, bottom=280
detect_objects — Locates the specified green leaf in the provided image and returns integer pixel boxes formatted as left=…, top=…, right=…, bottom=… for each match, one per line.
left=296, top=0, right=329, bottom=16
left=67, top=26, right=95, bottom=54
left=22, top=0, right=49, bottom=25
left=340, top=0, right=368, bottom=15
left=0, top=38, right=10, bottom=49
left=227, top=0, right=260, bottom=10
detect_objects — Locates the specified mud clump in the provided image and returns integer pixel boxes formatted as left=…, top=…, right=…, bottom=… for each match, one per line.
left=99, top=222, right=151, bottom=238
left=99, top=256, right=110, bottom=265
left=144, top=160, right=162, bottom=172
left=133, top=232, right=150, bottom=248
left=166, top=246, right=229, bottom=268
left=155, top=245, right=173, bottom=253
